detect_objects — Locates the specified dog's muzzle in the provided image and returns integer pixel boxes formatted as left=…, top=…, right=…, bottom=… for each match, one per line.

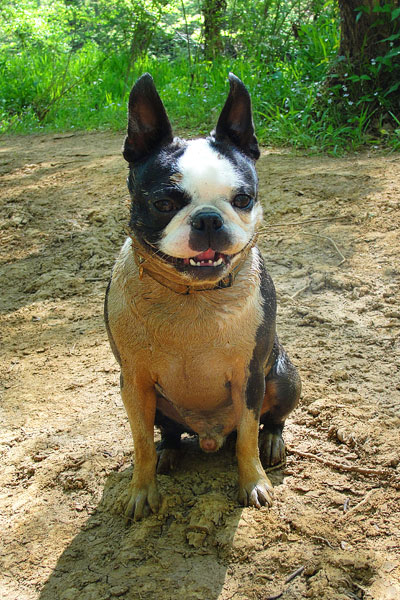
left=189, top=209, right=231, bottom=253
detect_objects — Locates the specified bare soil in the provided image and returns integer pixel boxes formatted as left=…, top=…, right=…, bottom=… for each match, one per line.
left=0, top=131, right=399, bottom=600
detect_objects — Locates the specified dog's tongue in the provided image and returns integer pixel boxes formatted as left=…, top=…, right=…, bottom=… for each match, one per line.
left=195, top=249, right=215, bottom=261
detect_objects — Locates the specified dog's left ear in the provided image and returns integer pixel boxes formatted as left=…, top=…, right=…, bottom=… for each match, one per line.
left=213, top=73, right=260, bottom=161
left=123, top=73, right=173, bottom=164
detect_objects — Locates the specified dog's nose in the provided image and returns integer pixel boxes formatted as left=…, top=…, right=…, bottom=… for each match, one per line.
left=190, top=211, right=223, bottom=232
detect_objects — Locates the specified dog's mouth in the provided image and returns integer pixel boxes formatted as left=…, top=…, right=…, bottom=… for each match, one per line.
left=138, top=237, right=238, bottom=281
left=182, top=249, right=229, bottom=268
left=168, top=248, right=232, bottom=281
left=147, top=244, right=231, bottom=271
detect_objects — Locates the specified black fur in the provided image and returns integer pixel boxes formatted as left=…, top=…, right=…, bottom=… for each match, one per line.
left=104, top=279, right=121, bottom=365
left=245, top=252, right=277, bottom=413
left=262, top=341, right=301, bottom=425
left=127, top=140, right=188, bottom=246
left=212, top=73, right=260, bottom=160
left=123, top=73, right=173, bottom=164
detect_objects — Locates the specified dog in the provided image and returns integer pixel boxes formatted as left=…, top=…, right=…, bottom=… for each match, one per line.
left=104, top=73, right=301, bottom=521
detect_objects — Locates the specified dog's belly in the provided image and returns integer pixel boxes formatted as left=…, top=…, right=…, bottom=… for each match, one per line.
left=156, top=389, right=236, bottom=437
left=153, top=354, right=239, bottom=437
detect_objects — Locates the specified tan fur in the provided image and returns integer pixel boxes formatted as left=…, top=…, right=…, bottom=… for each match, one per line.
left=108, top=238, right=263, bottom=418
left=106, top=237, right=273, bottom=518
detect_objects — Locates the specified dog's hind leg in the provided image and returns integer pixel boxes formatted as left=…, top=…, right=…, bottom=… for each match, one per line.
left=155, top=410, right=184, bottom=474
left=259, top=340, right=301, bottom=468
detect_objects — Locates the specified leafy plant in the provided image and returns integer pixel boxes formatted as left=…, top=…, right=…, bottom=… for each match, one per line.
left=0, top=0, right=399, bottom=152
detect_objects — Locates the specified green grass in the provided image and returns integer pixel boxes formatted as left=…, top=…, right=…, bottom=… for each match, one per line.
left=1, top=20, right=398, bottom=153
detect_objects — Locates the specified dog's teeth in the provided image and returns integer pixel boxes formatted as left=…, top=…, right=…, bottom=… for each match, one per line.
left=188, top=256, right=224, bottom=267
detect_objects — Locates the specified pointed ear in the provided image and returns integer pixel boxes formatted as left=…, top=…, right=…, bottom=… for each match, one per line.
left=123, top=73, right=173, bottom=164
left=213, top=73, right=260, bottom=160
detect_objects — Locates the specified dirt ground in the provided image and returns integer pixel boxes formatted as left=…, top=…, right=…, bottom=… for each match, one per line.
left=0, top=131, right=399, bottom=600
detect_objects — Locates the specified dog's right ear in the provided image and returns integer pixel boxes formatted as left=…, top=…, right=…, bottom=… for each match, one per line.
left=123, top=73, right=173, bottom=164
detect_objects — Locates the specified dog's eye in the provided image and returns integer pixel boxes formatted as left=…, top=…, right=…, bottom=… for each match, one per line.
left=154, top=199, right=177, bottom=212
left=232, top=194, right=253, bottom=209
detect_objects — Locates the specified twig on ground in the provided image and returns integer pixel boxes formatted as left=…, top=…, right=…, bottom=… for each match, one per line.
left=340, top=489, right=378, bottom=520
left=258, top=216, right=348, bottom=231
left=301, top=232, right=346, bottom=266
left=53, top=134, right=75, bottom=139
left=285, top=565, right=305, bottom=584
left=266, top=565, right=306, bottom=600
left=290, top=282, right=310, bottom=300
left=311, top=535, right=336, bottom=549
left=85, top=277, right=108, bottom=282
left=286, top=446, right=400, bottom=488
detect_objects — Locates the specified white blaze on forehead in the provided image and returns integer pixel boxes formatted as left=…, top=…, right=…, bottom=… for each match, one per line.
left=177, top=138, right=241, bottom=202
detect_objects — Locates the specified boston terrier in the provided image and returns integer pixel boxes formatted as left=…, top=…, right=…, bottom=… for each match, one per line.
left=105, top=73, right=301, bottom=521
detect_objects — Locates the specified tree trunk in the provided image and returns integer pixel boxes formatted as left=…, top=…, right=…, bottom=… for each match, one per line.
left=125, top=14, right=157, bottom=88
left=338, top=0, right=400, bottom=71
left=202, top=0, right=227, bottom=60
left=332, top=0, right=400, bottom=120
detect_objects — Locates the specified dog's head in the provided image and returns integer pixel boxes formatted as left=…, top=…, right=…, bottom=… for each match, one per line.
left=123, top=73, right=262, bottom=284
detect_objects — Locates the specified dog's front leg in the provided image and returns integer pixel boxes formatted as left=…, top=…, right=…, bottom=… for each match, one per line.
left=121, top=368, right=160, bottom=521
left=233, top=368, right=273, bottom=508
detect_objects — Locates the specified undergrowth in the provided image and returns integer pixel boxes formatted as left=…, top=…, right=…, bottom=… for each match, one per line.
left=1, top=1, right=399, bottom=154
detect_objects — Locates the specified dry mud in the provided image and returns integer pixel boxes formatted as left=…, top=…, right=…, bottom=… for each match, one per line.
left=0, top=131, right=399, bottom=600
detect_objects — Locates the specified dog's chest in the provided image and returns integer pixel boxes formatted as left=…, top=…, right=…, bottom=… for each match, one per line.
left=151, top=299, right=258, bottom=394
left=134, top=282, right=263, bottom=409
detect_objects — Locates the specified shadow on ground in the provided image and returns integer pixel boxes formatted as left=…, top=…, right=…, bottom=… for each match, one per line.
left=38, top=438, right=284, bottom=600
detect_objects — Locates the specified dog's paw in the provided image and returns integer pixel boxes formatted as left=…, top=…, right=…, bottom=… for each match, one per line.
left=157, top=448, right=180, bottom=474
left=259, top=425, right=286, bottom=469
left=124, top=479, right=160, bottom=522
left=239, top=476, right=274, bottom=509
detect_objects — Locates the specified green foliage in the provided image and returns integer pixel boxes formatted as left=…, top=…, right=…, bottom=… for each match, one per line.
left=0, top=0, right=399, bottom=152
left=318, top=1, right=400, bottom=146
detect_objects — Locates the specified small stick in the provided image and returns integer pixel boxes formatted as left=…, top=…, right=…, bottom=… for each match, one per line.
left=53, top=133, right=75, bottom=139
left=286, top=447, right=398, bottom=480
left=85, top=277, right=107, bottom=282
left=266, top=566, right=306, bottom=600
left=340, top=489, right=377, bottom=520
left=301, top=232, right=346, bottom=266
left=285, top=565, right=305, bottom=584
left=259, top=216, right=348, bottom=231
left=290, top=282, right=310, bottom=300
left=311, top=535, right=335, bottom=549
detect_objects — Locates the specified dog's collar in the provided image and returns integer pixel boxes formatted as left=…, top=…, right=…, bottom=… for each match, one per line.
left=126, top=228, right=258, bottom=295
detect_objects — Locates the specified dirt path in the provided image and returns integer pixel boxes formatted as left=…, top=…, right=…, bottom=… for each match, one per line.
left=0, top=132, right=399, bottom=600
